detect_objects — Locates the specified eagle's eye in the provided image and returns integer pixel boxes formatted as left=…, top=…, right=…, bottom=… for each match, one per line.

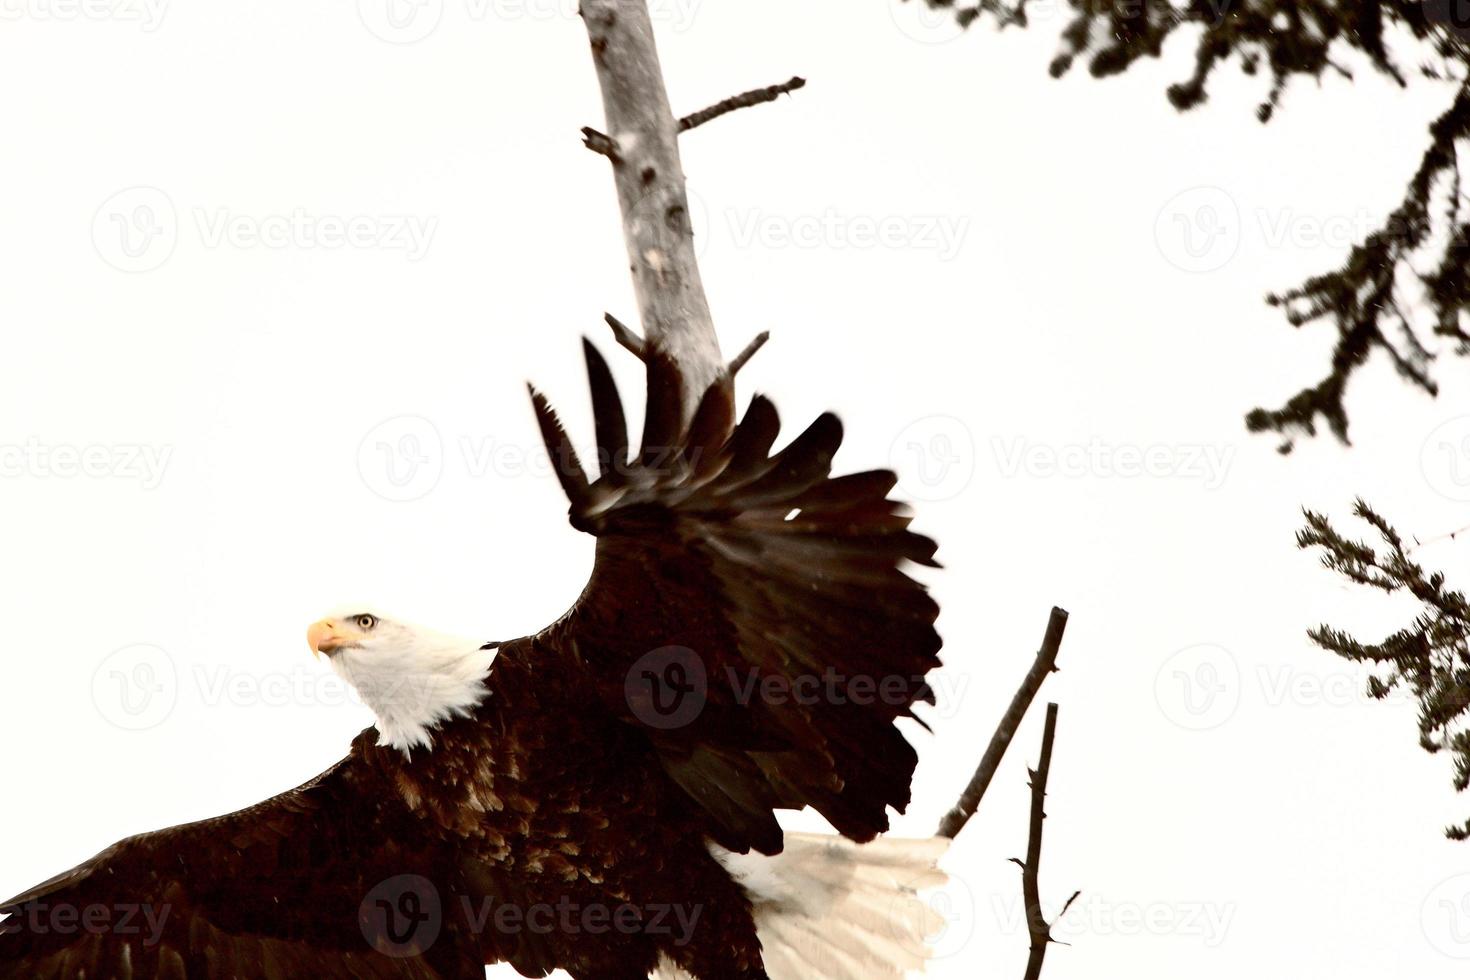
left=356, top=614, right=378, bottom=632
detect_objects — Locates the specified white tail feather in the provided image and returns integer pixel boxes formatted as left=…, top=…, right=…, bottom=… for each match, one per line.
left=653, top=833, right=949, bottom=980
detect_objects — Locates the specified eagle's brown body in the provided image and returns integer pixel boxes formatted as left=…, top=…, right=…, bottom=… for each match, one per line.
left=376, top=636, right=767, bottom=979
left=0, top=343, right=944, bottom=979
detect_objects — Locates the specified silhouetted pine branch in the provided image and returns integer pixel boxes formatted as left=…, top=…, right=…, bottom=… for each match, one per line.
left=917, top=0, right=1470, bottom=450
left=1299, top=499, right=1470, bottom=839
left=1253, top=83, right=1470, bottom=451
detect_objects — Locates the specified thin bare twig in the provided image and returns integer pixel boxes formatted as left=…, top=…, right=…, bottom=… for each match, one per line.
left=1411, top=519, right=1470, bottom=553
left=604, top=312, right=647, bottom=361
left=937, top=607, right=1069, bottom=839
left=727, top=331, right=770, bottom=376
left=1011, top=703, right=1074, bottom=980
left=678, top=76, right=808, bottom=133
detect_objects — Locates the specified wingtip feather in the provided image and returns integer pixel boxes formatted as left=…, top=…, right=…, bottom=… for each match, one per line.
left=582, top=338, right=630, bottom=480
left=527, top=383, right=591, bottom=508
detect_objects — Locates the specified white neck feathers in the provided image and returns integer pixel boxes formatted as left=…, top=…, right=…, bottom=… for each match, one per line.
left=329, top=631, right=497, bottom=757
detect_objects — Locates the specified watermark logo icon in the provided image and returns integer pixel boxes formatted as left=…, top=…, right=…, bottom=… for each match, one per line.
left=1423, top=0, right=1470, bottom=41
left=358, top=0, right=443, bottom=43
left=890, top=0, right=967, bottom=43
left=1155, top=186, right=1240, bottom=273
left=1154, top=644, right=1240, bottom=730
left=890, top=416, right=976, bottom=502
left=1421, top=416, right=1470, bottom=502
left=624, top=646, right=707, bottom=730
left=93, top=187, right=177, bottom=273
left=1423, top=873, right=1470, bottom=958
left=360, top=875, right=442, bottom=958
left=358, top=416, right=444, bottom=502
left=91, top=644, right=178, bottom=731
left=893, top=870, right=975, bottom=960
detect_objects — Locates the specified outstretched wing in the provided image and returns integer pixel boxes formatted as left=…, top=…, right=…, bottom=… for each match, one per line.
left=0, top=733, right=480, bottom=980
left=531, top=340, right=943, bottom=857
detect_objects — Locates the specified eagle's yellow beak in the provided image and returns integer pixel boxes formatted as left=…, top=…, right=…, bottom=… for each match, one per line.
left=307, top=619, right=347, bottom=659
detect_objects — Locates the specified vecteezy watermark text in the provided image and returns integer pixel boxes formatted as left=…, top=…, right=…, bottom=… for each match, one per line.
left=989, top=893, right=1235, bottom=947
left=93, top=187, right=438, bottom=273
left=624, top=647, right=962, bottom=731
left=193, top=209, right=436, bottom=259
left=0, top=0, right=167, bottom=29
left=359, top=874, right=706, bottom=959
left=992, top=437, right=1234, bottom=489
left=0, top=440, right=172, bottom=489
left=357, top=0, right=703, bottom=44
left=725, top=208, right=971, bottom=261
left=460, top=897, right=703, bottom=947
left=0, top=902, right=171, bottom=946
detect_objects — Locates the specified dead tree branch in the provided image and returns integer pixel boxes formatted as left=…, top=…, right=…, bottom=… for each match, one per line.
left=580, top=0, right=725, bottom=424
left=1010, top=703, right=1076, bottom=980
left=678, top=76, right=807, bottom=133
left=603, top=312, right=647, bottom=361
left=937, top=606, right=1069, bottom=839
left=581, top=127, right=622, bottom=162
left=727, top=331, right=769, bottom=377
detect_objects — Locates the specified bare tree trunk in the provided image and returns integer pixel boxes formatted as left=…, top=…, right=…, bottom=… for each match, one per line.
left=580, top=0, right=724, bottom=422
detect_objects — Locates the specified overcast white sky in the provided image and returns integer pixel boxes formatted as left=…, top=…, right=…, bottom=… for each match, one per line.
left=4, top=1, right=1470, bottom=977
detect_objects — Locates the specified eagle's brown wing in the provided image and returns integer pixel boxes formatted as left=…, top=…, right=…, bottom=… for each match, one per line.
left=530, top=340, right=943, bottom=857
left=0, top=733, right=481, bottom=980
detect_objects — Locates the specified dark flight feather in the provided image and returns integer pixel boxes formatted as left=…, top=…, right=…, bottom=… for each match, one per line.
left=637, top=350, right=684, bottom=465
left=581, top=337, right=629, bottom=481
left=527, top=384, right=590, bottom=511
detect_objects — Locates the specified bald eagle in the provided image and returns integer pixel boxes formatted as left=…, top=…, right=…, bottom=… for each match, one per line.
left=0, top=342, right=946, bottom=980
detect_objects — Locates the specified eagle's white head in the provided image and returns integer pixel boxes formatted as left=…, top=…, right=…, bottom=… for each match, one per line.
left=306, top=608, right=497, bottom=757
